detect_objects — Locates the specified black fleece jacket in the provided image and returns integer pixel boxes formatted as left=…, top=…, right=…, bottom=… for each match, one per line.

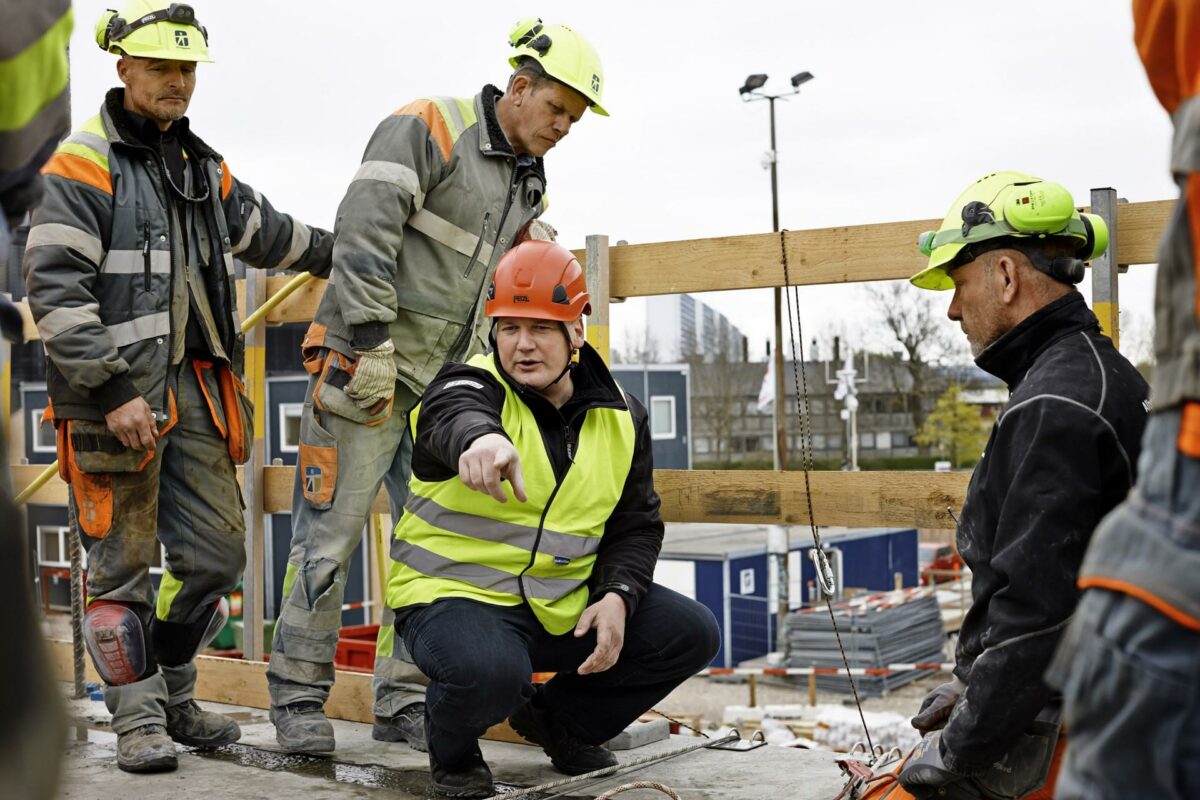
left=410, top=343, right=664, bottom=618
left=941, top=292, right=1148, bottom=773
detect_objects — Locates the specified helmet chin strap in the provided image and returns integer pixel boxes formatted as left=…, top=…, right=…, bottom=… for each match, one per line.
left=536, top=323, right=577, bottom=391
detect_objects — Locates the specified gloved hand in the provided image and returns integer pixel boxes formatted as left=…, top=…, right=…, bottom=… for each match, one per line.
left=898, top=731, right=963, bottom=796
left=911, top=676, right=965, bottom=734
left=344, top=339, right=397, bottom=411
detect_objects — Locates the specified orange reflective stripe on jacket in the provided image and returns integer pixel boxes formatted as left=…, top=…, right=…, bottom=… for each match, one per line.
left=41, top=150, right=112, bottom=195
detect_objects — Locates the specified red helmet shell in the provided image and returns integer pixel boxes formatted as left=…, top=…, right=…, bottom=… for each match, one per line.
left=485, top=240, right=591, bottom=322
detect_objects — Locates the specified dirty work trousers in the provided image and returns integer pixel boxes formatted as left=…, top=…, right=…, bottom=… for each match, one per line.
left=267, top=360, right=427, bottom=716
left=1046, top=410, right=1200, bottom=799
left=79, top=359, right=246, bottom=734
left=399, top=584, right=721, bottom=768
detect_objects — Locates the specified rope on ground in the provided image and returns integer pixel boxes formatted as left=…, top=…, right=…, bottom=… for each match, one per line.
left=484, top=732, right=738, bottom=800
left=13, top=271, right=316, bottom=507
left=593, top=781, right=682, bottom=799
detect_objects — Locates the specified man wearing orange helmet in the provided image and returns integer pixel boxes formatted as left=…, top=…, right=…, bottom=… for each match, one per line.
left=384, top=240, right=720, bottom=797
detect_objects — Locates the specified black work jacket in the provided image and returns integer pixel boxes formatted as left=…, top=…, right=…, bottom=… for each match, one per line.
left=410, top=343, right=664, bottom=617
left=942, top=292, right=1149, bottom=773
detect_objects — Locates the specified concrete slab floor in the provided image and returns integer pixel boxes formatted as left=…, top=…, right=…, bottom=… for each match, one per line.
left=58, top=691, right=852, bottom=800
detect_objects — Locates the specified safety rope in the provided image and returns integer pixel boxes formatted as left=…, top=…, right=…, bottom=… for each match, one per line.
left=13, top=271, right=316, bottom=506
left=483, top=732, right=738, bottom=800
left=593, top=782, right=682, bottom=799
left=778, top=229, right=876, bottom=757
left=68, top=503, right=85, bottom=699
left=648, top=707, right=709, bottom=738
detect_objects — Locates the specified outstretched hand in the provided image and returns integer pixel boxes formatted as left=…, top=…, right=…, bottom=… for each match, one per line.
left=458, top=433, right=527, bottom=503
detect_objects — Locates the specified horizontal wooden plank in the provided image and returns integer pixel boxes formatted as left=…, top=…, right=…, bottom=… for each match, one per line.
left=10, top=200, right=1172, bottom=337
left=654, top=469, right=970, bottom=529
left=603, top=200, right=1174, bottom=298
left=46, top=638, right=524, bottom=742
left=17, top=464, right=966, bottom=529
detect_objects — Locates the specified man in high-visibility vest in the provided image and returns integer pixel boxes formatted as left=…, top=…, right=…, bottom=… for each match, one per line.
left=267, top=18, right=609, bottom=755
left=384, top=240, right=720, bottom=798
left=1045, top=2, right=1200, bottom=796
left=23, top=1, right=332, bottom=773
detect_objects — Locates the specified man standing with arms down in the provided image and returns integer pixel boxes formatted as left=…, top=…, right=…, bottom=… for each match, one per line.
left=388, top=240, right=720, bottom=797
left=892, top=172, right=1148, bottom=799
left=23, top=1, right=332, bottom=773
left=1046, top=2, right=1200, bottom=796
left=267, top=18, right=608, bottom=754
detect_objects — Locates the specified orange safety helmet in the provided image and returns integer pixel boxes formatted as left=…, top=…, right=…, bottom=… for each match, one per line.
left=485, top=240, right=591, bottom=322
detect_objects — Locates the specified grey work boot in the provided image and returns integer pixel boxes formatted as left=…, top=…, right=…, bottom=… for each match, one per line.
left=270, top=702, right=335, bottom=753
left=166, top=699, right=241, bottom=747
left=373, top=702, right=428, bottom=751
left=117, top=724, right=178, bottom=773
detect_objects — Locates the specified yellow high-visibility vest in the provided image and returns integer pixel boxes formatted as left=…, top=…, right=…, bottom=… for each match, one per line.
left=386, top=353, right=635, bottom=634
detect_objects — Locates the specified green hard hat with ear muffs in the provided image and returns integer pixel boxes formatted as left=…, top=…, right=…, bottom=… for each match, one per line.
left=508, top=17, right=607, bottom=116
left=910, top=170, right=1108, bottom=291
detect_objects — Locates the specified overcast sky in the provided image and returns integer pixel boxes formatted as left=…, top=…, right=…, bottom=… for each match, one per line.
left=65, top=0, right=1173, bottom=363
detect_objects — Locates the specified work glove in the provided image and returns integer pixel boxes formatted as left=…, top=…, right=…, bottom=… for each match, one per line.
left=898, top=731, right=964, bottom=798
left=344, top=339, right=397, bottom=410
left=911, top=676, right=965, bottom=735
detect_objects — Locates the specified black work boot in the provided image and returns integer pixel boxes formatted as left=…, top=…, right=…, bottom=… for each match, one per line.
left=429, top=748, right=494, bottom=798
left=117, top=724, right=178, bottom=773
left=165, top=699, right=241, bottom=747
left=508, top=702, right=617, bottom=776
left=270, top=702, right=335, bottom=753
left=373, top=702, right=428, bottom=751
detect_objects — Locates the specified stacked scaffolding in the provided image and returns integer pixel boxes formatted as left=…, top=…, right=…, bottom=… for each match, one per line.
left=783, top=589, right=946, bottom=696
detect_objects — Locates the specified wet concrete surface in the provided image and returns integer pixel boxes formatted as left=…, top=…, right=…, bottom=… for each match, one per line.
left=58, top=689, right=849, bottom=799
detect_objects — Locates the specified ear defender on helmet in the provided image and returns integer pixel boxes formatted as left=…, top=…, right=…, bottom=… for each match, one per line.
left=508, top=17, right=544, bottom=48
left=1077, top=213, right=1108, bottom=261
left=1001, top=182, right=1076, bottom=234
left=96, top=9, right=121, bottom=50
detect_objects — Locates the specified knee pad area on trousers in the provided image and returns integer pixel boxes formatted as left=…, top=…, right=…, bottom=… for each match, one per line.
left=151, top=598, right=229, bottom=668
left=83, top=602, right=156, bottom=685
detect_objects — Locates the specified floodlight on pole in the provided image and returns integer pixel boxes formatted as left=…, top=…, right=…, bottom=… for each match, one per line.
left=790, top=71, right=814, bottom=88
left=739, top=73, right=769, bottom=95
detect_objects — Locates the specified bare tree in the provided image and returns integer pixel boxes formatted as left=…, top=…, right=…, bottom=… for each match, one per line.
left=865, top=282, right=964, bottom=454
left=617, top=326, right=661, bottom=365
left=688, top=325, right=755, bottom=465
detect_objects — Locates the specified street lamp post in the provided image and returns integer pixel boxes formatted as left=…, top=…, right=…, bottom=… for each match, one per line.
left=740, top=71, right=813, bottom=472
left=739, top=71, right=813, bottom=653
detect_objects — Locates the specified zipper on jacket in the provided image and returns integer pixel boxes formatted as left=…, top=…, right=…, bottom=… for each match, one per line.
left=517, top=477, right=565, bottom=607
left=142, top=222, right=152, bottom=292
left=462, top=212, right=491, bottom=277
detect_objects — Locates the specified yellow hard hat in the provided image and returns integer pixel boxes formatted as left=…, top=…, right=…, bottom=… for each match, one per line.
left=508, top=18, right=607, bottom=116
left=910, top=170, right=1108, bottom=291
left=96, top=1, right=213, bottom=63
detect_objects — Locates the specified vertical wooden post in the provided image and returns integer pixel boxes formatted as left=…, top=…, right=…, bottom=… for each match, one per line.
left=748, top=674, right=758, bottom=708
left=584, top=235, right=610, bottom=364
left=808, top=672, right=817, bottom=707
left=241, top=269, right=267, bottom=662
left=1090, top=188, right=1121, bottom=349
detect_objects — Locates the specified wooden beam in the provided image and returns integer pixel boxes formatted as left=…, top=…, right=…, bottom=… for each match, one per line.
left=596, top=200, right=1173, bottom=298
left=46, top=638, right=526, bottom=743
left=654, top=469, right=970, bottom=529
left=17, top=464, right=967, bottom=528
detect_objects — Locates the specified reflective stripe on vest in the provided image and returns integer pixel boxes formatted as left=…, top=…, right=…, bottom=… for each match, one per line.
left=387, top=353, right=635, bottom=634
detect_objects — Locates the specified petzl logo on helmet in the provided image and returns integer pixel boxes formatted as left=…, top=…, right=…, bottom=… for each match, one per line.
left=591, top=74, right=600, bottom=93
left=174, top=29, right=190, bottom=47
left=513, top=294, right=530, bottom=302
left=304, top=465, right=322, bottom=495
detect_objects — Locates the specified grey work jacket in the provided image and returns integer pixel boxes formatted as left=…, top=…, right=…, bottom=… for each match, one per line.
left=24, top=88, right=333, bottom=422
left=308, top=85, right=547, bottom=396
